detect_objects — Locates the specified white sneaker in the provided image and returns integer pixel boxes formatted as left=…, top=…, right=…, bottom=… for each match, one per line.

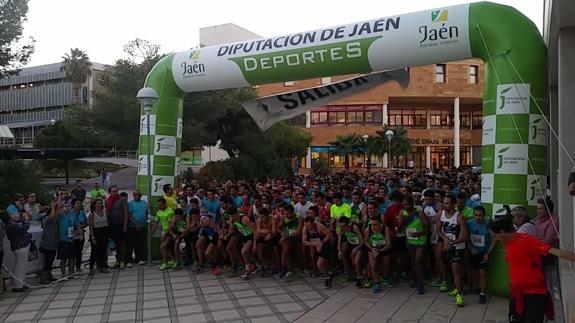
left=137, top=261, right=147, bottom=266
left=126, top=263, right=133, bottom=268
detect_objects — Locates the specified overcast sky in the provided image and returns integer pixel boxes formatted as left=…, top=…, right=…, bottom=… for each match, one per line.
left=22, top=0, right=544, bottom=67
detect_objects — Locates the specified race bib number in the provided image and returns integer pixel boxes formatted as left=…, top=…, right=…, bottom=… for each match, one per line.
left=445, top=232, right=456, bottom=241
left=406, top=228, right=418, bottom=240
left=288, top=228, right=296, bottom=236
left=67, top=227, right=74, bottom=239
left=347, top=236, right=360, bottom=245
left=371, top=239, right=385, bottom=248
left=470, top=234, right=486, bottom=248
left=310, top=238, right=320, bottom=242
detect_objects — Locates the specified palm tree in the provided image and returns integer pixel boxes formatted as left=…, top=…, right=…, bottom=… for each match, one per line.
left=328, top=133, right=362, bottom=170
left=61, top=48, right=92, bottom=105
left=372, top=126, right=411, bottom=168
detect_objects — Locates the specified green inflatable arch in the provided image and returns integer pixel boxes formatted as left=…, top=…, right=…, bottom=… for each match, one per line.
left=137, top=1, right=548, bottom=296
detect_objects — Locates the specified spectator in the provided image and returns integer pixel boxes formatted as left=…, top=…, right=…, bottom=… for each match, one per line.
left=6, top=194, right=25, bottom=218
left=39, top=200, right=59, bottom=284
left=88, top=198, right=111, bottom=275
left=534, top=198, right=559, bottom=248
left=24, top=192, right=41, bottom=221
left=56, top=200, right=78, bottom=277
left=1, top=210, right=32, bottom=292
left=71, top=180, right=87, bottom=201
left=71, top=198, right=88, bottom=274
left=511, top=206, right=537, bottom=237
left=106, top=185, right=129, bottom=270
left=128, top=191, right=148, bottom=266
left=163, top=184, right=178, bottom=211
left=89, top=182, right=107, bottom=200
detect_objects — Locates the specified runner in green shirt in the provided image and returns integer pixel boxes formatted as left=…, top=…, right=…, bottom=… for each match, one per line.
left=456, top=192, right=474, bottom=219
left=399, top=195, right=428, bottom=295
left=151, top=198, right=175, bottom=270
left=89, top=182, right=107, bottom=200
left=330, top=193, right=352, bottom=232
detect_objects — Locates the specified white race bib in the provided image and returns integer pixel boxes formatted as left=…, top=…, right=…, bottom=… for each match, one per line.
left=445, top=232, right=456, bottom=241
left=406, top=228, right=418, bottom=240
left=347, top=236, right=360, bottom=245
left=67, top=227, right=74, bottom=239
left=470, top=234, right=486, bottom=248
left=288, top=228, right=296, bottom=235
left=371, top=239, right=385, bottom=248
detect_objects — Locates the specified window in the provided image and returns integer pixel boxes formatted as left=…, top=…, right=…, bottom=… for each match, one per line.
left=284, top=81, right=294, bottom=86
left=472, top=110, right=483, bottom=129
left=347, top=111, right=363, bottom=123
left=435, top=64, right=447, bottom=83
left=469, top=65, right=479, bottom=84
left=430, top=109, right=452, bottom=128
left=321, top=77, right=331, bottom=85
left=310, top=105, right=383, bottom=125
left=311, top=112, right=328, bottom=124
left=460, top=111, right=471, bottom=128
left=388, top=109, right=426, bottom=127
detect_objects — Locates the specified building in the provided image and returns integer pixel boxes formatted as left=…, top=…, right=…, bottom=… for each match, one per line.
left=0, top=62, right=105, bottom=146
left=256, top=59, right=484, bottom=170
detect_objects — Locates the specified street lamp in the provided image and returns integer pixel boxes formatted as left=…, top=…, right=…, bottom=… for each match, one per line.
left=136, top=87, right=159, bottom=265
left=362, top=134, right=369, bottom=169
left=385, top=129, right=394, bottom=168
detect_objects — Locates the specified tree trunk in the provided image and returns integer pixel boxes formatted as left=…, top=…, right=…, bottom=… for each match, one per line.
left=64, top=155, right=70, bottom=185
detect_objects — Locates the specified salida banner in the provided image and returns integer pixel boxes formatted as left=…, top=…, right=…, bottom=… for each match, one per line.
left=242, top=69, right=410, bottom=130
left=171, top=4, right=470, bottom=92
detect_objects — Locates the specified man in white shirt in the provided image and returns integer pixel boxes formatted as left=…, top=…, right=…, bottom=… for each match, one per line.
left=294, top=191, right=314, bottom=218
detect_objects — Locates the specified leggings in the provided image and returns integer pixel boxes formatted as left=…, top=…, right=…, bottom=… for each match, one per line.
left=90, top=227, right=111, bottom=270
left=41, top=248, right=57, bottom=272
left=73, top=239, right=85, bottom=270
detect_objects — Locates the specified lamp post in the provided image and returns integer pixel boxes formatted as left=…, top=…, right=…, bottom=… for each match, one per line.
left=362, top=134, right=368, bottom=169
left=385, top=129, right=394, bottom=168
left=137, top=87, right=159, bottom=265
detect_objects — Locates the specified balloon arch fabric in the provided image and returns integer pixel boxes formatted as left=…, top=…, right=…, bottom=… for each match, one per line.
left=136, top=2, right=548, bottom=296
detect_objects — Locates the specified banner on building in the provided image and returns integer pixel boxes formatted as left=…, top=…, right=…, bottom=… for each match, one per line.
left=241, top=69, right=409, bottom=130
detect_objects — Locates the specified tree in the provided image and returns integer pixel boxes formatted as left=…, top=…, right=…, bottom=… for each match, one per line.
left=61, top=48, right=92, bottom=104
left=0, top=160, right=48, bottom=208
left=372, top=126, right=411, bottom=168
left=328, top=133, right=362, bottom=170
left=0, top=0, right=35, bottom=78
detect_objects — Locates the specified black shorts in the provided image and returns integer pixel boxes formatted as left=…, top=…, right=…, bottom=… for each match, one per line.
left=287, top=236, right=301, bottom=245
left=234, top=232, right=253, bottom=244
left=317, top=241, right=332, bottom=259
left=470, top=252, right=489, bottom=269
left=373, top=248, right=391, bottom=257
left=110, top=224, right=126, bottom=243
left=257, top=234, right=280, bottom=246
left=200, top=231, right=218, bottom=244
left=392, top=236, right=407, bottom=252
left=447, top=248, right=466, bottom=264
left=57, top=241, right=74, bottom=260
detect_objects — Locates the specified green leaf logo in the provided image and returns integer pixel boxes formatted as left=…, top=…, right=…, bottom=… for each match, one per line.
left=155, top=178, right=163, bottom=182
left=531, top=179, right=539, bottom=185
left=533, top=118, right=542, bottom=124
left=157, top=137, right=166, bottom=143
left=431, top=10, right=440, bottom=22
left=495, top=208, right=506, bottom=214
left=498, top=147, right=510, bottom=154
left=500, top=87, right=512, bottom=94
left=189, top=49, right=200, bottom=60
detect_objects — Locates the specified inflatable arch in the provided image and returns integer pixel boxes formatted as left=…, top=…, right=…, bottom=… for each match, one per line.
left=137, top=2, right=548, bottom=295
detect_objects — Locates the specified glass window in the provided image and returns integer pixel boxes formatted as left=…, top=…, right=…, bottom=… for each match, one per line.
left=435, top=64, right=446, bottom=83
left=469, top=65, right=479, bottom=84
left=311, top=112, right=328, bottom=124
left=460, top=112, right=471, bottom=128
left=472, top=110, right=483, bottom=129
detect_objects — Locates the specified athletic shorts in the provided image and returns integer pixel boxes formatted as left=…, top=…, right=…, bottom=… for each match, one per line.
left=470, top=252, right=489, bottom=269
left=373, top=248, right=391, bottom=257
left=407, top=243, right=426, bottom=251
left=200, top=230, right=218, bottom=244
left=257, top=234, right=280, bottom=246
left=185, top=231, right=199, bottom=244
left=392, top=236, right=407, bottom=252
left=234, top=232, right=253, bottom=244
left=110, top=224, right=126, bottom=243
left=287, top=236, right=301, bottom=245
left=317, top=241, right=332, bottom=259
left=57, top=241, right=74, bottom=260
left=447, top=247, right=466, bottom=264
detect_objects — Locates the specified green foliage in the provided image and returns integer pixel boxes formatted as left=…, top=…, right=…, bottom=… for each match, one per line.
left=61, top=48, right=92, bottom=101
left=312, top=158, right=331, bottom=176
left=0, top=160, right=48, bottom=208
left=372, top=126, right=412, bottom=166
left=30, top=160, right=124, bottom=178
left=0, top=0, right=35, bottom=78
left=328, top=133, right=362, bottom=170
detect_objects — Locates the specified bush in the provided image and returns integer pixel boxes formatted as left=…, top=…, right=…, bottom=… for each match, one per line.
left=0, top=160, right=50, bottom=208
left=312, top=158, right=331, bottom=176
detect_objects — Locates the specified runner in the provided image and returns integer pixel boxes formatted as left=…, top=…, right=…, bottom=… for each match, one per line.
left=152, top=198, right=175, bottom=271
left=255, top=207, right=278, bottom=277
left=438, top=194, right=468, bottom=306
left=337, top=216, right=364, bottom=287
left=278, top=204, right=303, bottom=282
left=235, top=211, right=257, bottom=280
left=400, top=195, right=428, bottom=295
left=167, top=208, right=189, bottom=269
left=365, top=215, right=393, bottom=293
left=466, top=205, right=492, bottom=304
left=302, top=216, right=333, bottom=288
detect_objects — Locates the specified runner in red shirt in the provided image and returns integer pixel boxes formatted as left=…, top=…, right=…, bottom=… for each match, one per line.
left=383, top=190, right=409, bottom=281
left=489, top=216, right=575, bottom=323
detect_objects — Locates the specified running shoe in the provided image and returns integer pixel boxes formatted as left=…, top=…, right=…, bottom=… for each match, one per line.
left=382, top=278, right=395, bottom=288
left=439, top=281, right=450, bottom=293
left=159, top=263, right=169, bottom=271
left=119, top=262, right=126, bottom=270
left=339, top=274, right=352, bottom=285
left=137, top=261, right=147, bottom=266
left=363, top=278, right=372, bottom=289
left=416, top=283, right=425, bottom=295
left=283, top=271, right=295, bottom=283
left=479, top=292, right=487, bottom=305
left=372, top=282, right=382, bottom=294
left=170, top=261, right=181, bottom=269
left=356, top=277, right=363, bottom=289
left=226, top=267, right=239, bottom=278
left=126, top=262, right=133, bottom=268
left=241, top=269, right=253, bottom=280
left=324, top=274, right=333, bottom=289
left=455, top=293, right=464, bottom=307
left=448, top=288, right=459, bottom=297
left=112, top=262, right=120, bottom=269
left=212, top=266, right=222, bottom=276
left=429, top=278, right=443, bottom=287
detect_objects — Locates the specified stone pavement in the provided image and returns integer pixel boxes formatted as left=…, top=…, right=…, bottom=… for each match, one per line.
left=0, top=265, right=508, bottom=323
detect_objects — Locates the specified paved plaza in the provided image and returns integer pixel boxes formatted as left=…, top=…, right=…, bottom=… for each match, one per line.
left=0, top=265, right=508, bottom=323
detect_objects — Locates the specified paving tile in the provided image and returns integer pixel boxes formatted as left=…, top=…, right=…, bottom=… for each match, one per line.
left=113, top=294, right=137, bottom=303
left=287, top=284, right=314, bottom=293
left=59, top=285, right=84, bottom=293
left=170, top=276, right=192, bottom=283
left=173, top=288, right=196, bottom=297
left=111, top=302, right=137, bottom=312
left=143, top=284, right=167, bottom=293
left=203, top=293, right=230, bottom=302
left=143, top=318, right=172, bottom=323
left=268, top=294, right=294, bottom=303
left=233, top=289, right=257, bottom=298
left=38, top=318, right=69, bottom=323
left=176, top=303, right=203, bottom=315
left=13, top=301, right=45, bottom=312
left=143, top=298, right=169, bottom=309
left=41, top=308, right=72, bottom=318
left=226, top=282, right=251, bottom=290
left=304, top=299, right=323, bottom=308
left=114, top=287, right=138, bottom=295
left=56, top=292, right=81, bottom=300
left=108, top=311, right=135, bottom=321
left=76, top=304, right=105, bottom=316
left=295, top=291, right=323, bottom=301
left=200, top=285, right=225, bottom=294
left=174, top=295, right=200, bottom=305
left=211, top=309, right=240, bottom=321
left=245, top=305, right=273, bottom=317
left=88, top=283, right=111, bottom=290
left=177, top=313, right=207, bottom=322
left=81, top=297, right=107, bottom=306
left=5, top=311, right=37, bottom=322
left=238, top=296, right=267, bottom=307
left=275, top=302, right=304, bottom=313
left=143, top=292, right=166, bottom=300
left=171, top=282, right=194, bottom=291
left=251, top=316, right=282, bottom=323
left=260, top=287, right=285, bottom=295
left=208, top=300, right=236, bottom=311
left=115, top=281, right=138, bottom=289
left=143, top=307, right=170, bottom=319
left=20, top=294, right=50, bottom=303
left=84, top=289, right=110, bottom=298
left=283, top=311, right=306, bottom=321
left=72, top=314, right=102, bottom=323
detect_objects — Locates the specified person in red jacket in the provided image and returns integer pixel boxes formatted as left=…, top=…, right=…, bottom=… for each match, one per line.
left=489, top=216, right=575, bottom=323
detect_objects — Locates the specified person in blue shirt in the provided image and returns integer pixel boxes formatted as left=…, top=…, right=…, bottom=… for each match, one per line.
left=6, top=194, right=24, bottom=218
left=71, top=199, right=87, bottom=273
left=203, top=189, right=221, bottom=224
left=466, top=205, right=494, bottom=305
left=56, top=200, right=79, bottom=277
left=178, top=197, right=192, bottom=215
left=128, top=191, right=149, bottom=266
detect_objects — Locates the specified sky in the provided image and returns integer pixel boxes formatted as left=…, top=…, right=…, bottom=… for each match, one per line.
left=22, top=0, right=544, bottom=67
